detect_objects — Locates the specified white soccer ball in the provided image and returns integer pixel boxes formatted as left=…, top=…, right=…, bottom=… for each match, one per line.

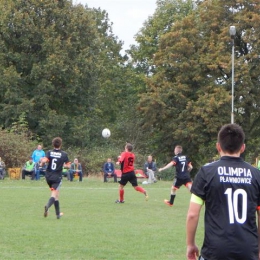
left=102, top=128, right=111, bottom=138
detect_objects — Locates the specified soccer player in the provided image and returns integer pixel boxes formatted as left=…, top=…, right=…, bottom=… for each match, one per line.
left=115, top=143, right=148, bottom=203
left=186, top=124, right=260, bottom=260
left=42, top=137, right=69, bottom=219
left=159, top=145, right=193, bottom=206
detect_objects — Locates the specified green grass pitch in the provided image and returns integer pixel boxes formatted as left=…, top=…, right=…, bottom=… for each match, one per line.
left=0, top=177, right=204, bottom=259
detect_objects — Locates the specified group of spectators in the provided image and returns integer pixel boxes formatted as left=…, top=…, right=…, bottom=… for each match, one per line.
left=103, top=155, right=157, bottom=183
left=4, top=124, right=260, bottom=259
left=21, top=145, right=83, bottom=181
left=1, top=144, right=158, bottom=182
left=22, top=145, right=46, bottom=180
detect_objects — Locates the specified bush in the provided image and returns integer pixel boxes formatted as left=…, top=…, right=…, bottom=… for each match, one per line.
left=0, top=130, right=37, bottom=169
left=0, top=130, right=165, bottom=178
left=65, top=146, right=121, bottom=176
left=157, top=168, right=175, bottom=181
left=64, top=146, right=151, bottom=176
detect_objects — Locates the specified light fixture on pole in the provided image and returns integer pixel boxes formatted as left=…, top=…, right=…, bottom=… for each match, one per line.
left=230, top=25, right=236, bottom=124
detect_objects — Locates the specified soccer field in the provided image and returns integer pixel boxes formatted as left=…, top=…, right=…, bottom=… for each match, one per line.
left=0, top=178, right=204, bottom=260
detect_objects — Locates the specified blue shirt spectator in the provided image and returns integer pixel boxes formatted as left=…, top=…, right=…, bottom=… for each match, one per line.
left=31, top=145, right=45, bottom=163
left=103, top=158, right=117, bottom=182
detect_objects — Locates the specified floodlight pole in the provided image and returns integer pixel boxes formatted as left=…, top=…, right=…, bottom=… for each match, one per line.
left=230, top=26, right=236, bottom=124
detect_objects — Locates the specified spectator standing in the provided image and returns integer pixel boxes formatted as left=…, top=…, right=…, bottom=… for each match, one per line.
left=31, top=144, right=45, bottom=163
left=103, top=158, right=117, bottom=182
left=32, top=145, right=45, bottom=180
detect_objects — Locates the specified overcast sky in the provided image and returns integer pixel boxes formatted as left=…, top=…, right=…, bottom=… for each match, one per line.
left=73, top=0, right=157, bottom=51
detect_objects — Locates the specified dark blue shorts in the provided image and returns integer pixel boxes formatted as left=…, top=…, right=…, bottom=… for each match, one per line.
left=45, top=172, right=62, bottom=190
left=173, top=177, right=192, bottom=189
left=119, top=171, right=138, bottom=187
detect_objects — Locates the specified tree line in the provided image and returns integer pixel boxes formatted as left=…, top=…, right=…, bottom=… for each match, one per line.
left=0, top=0, right=260, bottom=176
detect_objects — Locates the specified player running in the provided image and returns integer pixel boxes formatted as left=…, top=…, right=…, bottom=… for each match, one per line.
left=115, top=143, right=148, bottom=203
left=41, top=137, right=69, bottom=219
left=159, top=145, right=193, bottom=206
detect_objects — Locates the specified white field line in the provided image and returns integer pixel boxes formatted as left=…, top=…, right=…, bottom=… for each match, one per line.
left=0, top=185, right=169, bottom=190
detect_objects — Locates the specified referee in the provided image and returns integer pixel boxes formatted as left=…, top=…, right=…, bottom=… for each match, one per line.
left=186, top=124, right=260, bottom=260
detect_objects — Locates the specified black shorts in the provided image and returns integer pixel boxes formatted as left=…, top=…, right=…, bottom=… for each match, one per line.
left=119, top=171, right=138, bottom=187
left=45, top=172, right=62, bottom=190
left=173, top=177, right=192, bottom=189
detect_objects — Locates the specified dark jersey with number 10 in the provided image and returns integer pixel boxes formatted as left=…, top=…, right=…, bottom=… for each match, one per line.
left=46, top=149, right=69, bottom=176
left=191, top=156, right=260, bottom=260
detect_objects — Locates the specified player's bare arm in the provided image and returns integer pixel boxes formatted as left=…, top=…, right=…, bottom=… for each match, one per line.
left=188, top=163, right=193, bottom=172
left=40, top=157, right=49, bottom=167
left=186, top=201, right=202, bottom=260
left=159, top=161, right=174, bottom=172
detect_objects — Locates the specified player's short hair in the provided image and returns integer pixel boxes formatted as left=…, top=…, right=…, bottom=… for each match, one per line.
left=125, top=143, right=133, bottom=152
left=218, top=124, right=245, bottom=153
left=52, top=137, right=62, bottom=148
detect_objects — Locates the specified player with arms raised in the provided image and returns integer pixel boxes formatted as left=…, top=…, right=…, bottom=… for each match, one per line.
left=115, top=143, right=148, bottom=203
left=159, top=145, right=193, bottom=206
left=186, top=123, right=260, bottom=260
left=42, top=137, right=69, bottom=219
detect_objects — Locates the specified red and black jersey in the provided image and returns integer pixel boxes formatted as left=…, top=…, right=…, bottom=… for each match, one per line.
left=119, top=151, right=135, bottom=174
left=46, top=149, right=69, bottom=174
left=172, top=153, right=191, bottom=179
left=192, top=156, right=260, bottom=260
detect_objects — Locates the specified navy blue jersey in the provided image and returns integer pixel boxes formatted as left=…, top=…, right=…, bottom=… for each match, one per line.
left=172, top=153, right=191, bottom=179
left=46, top=149, right=69, bottom=175
left=192, top=156, right=260, bottom=260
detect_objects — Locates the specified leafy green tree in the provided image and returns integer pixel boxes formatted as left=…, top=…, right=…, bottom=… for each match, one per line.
left=0, top=0, right=126, bottom=148
left=136, top=0, right=260, bottom=170
left=119, top=0, right=195, bottom=157
left=0, top=131, right=36, bottom=169
left=129, top=0, right=194, bottom=75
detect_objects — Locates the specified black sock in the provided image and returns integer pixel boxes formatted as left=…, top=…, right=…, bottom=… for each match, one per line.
left=46, top=197, right=55, bottom=209
left=170, top=195, right=176, bottom=205
left=54, top=200, right=60, bottom=216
